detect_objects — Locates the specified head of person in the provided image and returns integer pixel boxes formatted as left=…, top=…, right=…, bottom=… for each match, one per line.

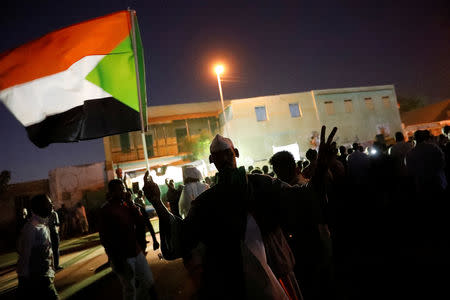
left=352, top=143, right=359, bottom=151
left=302, top=160, right=310, bottom=171
left=414, top=130, right=430, bottom=144
left=305, top=148, right=318, bottom=162
left=251, top=168, right=263, bottom=174
left=358, top=145, right=364, bottom=152
left=269, top=151, right=297, bottom=183
left=137, top=190, right=143, bottom=198
left=395, top=131, right=405, bottom=143
left=115, top=166, right=123, bottom=179
left=348, top=148, right=354, bottom=154
left=262, top=165, right=269, bottom=174
left=108, top=179, right=126, bottom=202
left=441, top=125, right=449, bottom=137
left=331, top=142, right=338, bottom=156
left=183, top=166, right=202, bottom=184
left=31, top=194, right=53, bottom=218
left=209, top=134, right=239, bottom=172
left=339, top=145, right=347, bottom=156
left=248, top=165, right=254, bottom=173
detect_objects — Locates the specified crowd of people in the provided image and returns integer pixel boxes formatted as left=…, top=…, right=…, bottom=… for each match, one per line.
left=143, top=125, right=449, bottom=300
left=15, top=124, right=450, bottom=300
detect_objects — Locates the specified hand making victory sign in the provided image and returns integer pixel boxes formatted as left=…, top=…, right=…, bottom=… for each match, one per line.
left=313, top=125, right=338, bottom=185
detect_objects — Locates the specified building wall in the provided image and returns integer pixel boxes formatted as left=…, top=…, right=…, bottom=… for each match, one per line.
left=104, top=85, right=403, bottom=169
left=314, top=86, right=402, bottom=144
left=226, top=92, right=321, bottom=164
left=48, top=162, right=107, bottom=209
left=0, top=179, right=49, bottom=250
left=106, top=117, right=220, bottom=164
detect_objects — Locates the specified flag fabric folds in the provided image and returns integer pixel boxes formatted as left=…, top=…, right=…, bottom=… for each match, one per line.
left=0, top=10, right=147, bottom=148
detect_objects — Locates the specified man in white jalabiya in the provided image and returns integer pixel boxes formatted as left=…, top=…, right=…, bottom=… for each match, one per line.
left=179, top=166, right=209, bottom=219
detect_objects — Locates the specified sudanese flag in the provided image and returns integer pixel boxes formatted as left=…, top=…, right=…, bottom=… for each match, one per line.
left=0, top=10, right=147, bottom=148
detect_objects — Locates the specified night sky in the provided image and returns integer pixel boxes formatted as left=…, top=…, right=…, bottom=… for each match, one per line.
left=1, top=0, right=449, bottom=183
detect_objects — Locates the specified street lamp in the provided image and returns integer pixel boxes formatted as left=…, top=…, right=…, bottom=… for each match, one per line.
left=215, top=64, right=230, bottom=137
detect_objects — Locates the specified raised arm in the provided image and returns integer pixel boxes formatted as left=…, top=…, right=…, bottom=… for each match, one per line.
left=143, top=171, right=172, bottom=227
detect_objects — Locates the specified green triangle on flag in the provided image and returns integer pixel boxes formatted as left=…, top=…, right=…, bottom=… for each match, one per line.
left=85, top=35, right=140, bottom=112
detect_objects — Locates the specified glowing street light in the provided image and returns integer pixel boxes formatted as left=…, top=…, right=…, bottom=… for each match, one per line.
left=215, top=65, right=224, bottom=75
left=214, top=64, right=230, bottom=137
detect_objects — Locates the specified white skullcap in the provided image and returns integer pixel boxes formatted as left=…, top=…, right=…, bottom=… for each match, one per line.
left=183, top=166, right=203, bottom=180
left=210, top=134, right=235, bottom=153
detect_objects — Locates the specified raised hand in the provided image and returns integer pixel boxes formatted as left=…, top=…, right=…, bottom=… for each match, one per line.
left=317, top=125, right=338, bottom=168
left=153, top=240, right=160, bottom=251
left=143, top=171, right=161, bottom=204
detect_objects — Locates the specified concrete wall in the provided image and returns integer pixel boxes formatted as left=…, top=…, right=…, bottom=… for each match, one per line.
left=0, top=179, right=49, bottom=250
left=314, top=86, right=402, bottom=144
left=226, top=92, right=322, bottom=164
left=48, top=162, right=107, bottom=209
left=224, top=85, right=402, bottom=165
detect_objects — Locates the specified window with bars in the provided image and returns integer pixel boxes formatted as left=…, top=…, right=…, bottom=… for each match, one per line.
left=255, top=106, right=268, bottom=121
left=365, top=97, right=374, bottom=110
left=344, top=99, right=353, bottom=113
left=289, top=103, right=302, bottom=118
left=324, top=101, right=335, bottom=115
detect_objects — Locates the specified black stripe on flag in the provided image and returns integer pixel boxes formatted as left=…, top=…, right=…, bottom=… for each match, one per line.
left=26, top=97, right=141, bottom=148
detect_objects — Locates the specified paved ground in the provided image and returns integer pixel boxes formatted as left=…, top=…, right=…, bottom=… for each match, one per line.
left=0, top=218, right=197, bottom=300
left=2, top=216, right=449, bottom=300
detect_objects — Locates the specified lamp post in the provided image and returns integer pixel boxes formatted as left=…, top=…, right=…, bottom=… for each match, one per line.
left=215, top=65, right=230, bottom=137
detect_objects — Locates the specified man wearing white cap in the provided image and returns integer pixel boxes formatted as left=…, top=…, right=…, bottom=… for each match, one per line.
left=143, top=127, right=337, bottom=300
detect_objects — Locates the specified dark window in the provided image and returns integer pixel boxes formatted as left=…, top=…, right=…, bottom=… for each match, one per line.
left=120, top=133, right=131, bottom=153
left=289, top=103, right=302, bottom=118
left=324, top=101, right=335, bottom=115
left=255, top=106, right=267, bottom=121
left=344, top=99, right=353, bottom=113
left=365, top=98, right=374, bottom=110
left=175, top=128, right=188, bottom=153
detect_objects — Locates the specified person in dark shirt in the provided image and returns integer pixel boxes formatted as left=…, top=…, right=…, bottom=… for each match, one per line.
left=165, top=178, right=181, bottom=217
left=99, top=180, right=158, bottom=300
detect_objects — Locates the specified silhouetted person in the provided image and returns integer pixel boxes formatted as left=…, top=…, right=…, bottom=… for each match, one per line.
left=347, top=142, right=370, bottom=185
left=75, top=202, right=89, bottom=235
left=143, top=127, right=338, bottom=300
left=302, top=149, right=318, bottom=180
left=133, top=190, right=160, bottom=255
left=251, top=168, right=263, bottom=174
left=17, top=194, right=58, bottom=300
left=99, top=180, right=158, bottom=300
left=165, top=178, right=181, bottom=217
left=337, top=146, right=348, bottom=170
left=270, top=150, right=333, bottom=300
left=406, top=130, right=447, bottom=193
left=57, top=204, right=68, bottom=239
left=49, top=207, right=63, bottom=271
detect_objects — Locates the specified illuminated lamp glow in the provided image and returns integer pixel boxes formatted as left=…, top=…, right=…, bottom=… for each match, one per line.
left=215, top=65, right=224, bottom=75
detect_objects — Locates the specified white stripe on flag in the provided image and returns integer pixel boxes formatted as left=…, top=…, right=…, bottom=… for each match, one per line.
left=0, top=55, right=111, bottom=126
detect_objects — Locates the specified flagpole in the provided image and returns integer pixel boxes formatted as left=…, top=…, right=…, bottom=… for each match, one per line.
left=129, top=9, right=150, bottom=173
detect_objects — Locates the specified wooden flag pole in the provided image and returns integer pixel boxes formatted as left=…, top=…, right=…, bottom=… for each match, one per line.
left=129, top=9, right=150, bottom=172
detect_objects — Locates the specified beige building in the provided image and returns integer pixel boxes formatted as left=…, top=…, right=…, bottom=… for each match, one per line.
left=103, top=85, right=402, bottom=185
